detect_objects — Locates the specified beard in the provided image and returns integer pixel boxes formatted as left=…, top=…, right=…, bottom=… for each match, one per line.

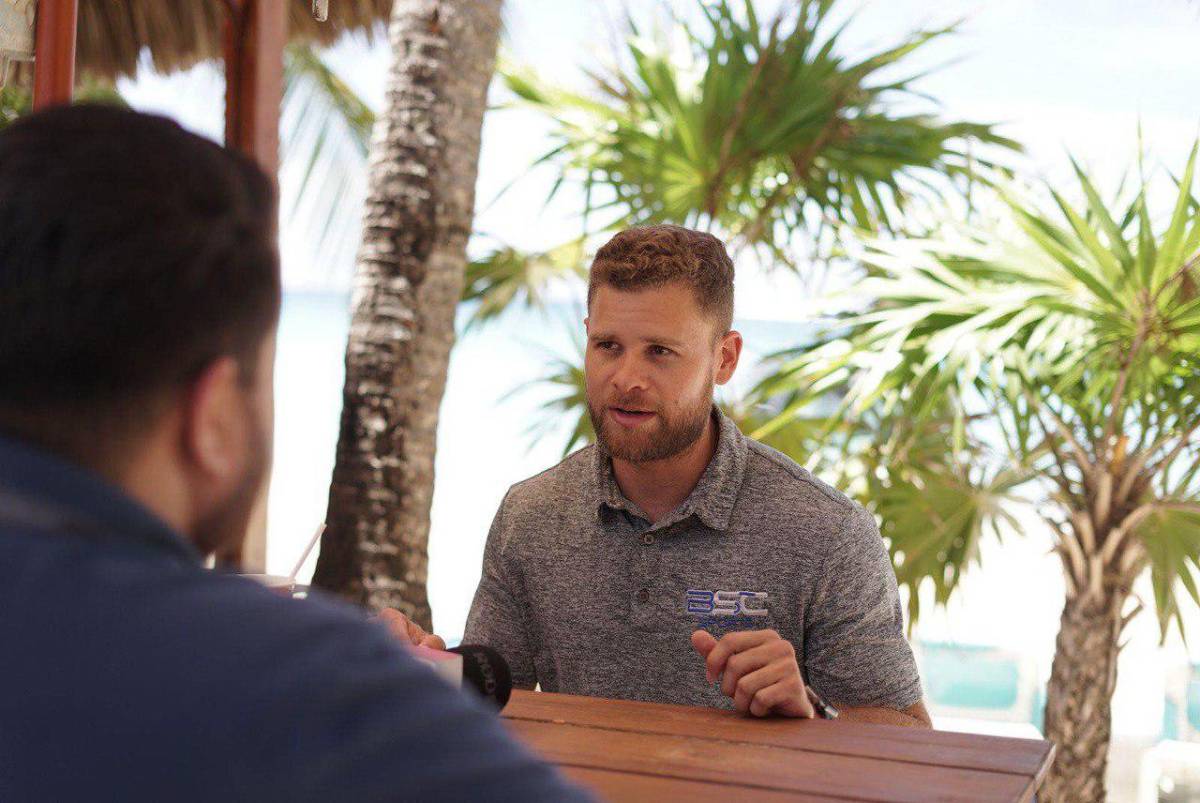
left=588, top=387, right=713, bottom=464
left=192, top=412, right=271, bottom=561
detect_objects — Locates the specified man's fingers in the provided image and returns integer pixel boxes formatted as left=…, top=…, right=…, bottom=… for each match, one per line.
left=420, top=633, right=447, bottom=651
left=705, top=629, right=779, bottom=683
left=375, top=609, right=450, bottom=653
left=377, top=608, right=406, bottom=626
left=375, top=608, right=445, bottom=650
left=749, top=678, right=815, bottom=719
left=376, top=608, right=417, bottom=644
left=720, top=642, right=783, bottom=698
left=732, top=660, right=793, bottom=713
left=405, top=618, right=429, bottom=644
left=691, top=630, right=718, bottom=663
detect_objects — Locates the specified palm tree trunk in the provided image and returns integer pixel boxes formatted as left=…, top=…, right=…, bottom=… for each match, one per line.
left=1041, top=584, right=1126, bottom=802
left=312, top=0, right=503, bottom=626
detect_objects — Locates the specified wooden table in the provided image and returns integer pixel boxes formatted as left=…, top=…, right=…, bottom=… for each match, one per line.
left=502, top=690, right=1055, bottom=802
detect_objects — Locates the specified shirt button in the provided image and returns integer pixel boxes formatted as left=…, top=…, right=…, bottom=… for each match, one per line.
left=636, top=588, right=650, bottom=604
left=642, top=533, right=655, bottom=545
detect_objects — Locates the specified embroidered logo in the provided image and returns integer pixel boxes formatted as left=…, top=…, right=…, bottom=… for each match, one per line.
left=685, top=589, right=769, bottom=617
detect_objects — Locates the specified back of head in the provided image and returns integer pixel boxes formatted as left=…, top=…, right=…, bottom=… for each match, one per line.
left=587, top=224, right=736, bottom=335
left=0, top=104, right=280, bottom=473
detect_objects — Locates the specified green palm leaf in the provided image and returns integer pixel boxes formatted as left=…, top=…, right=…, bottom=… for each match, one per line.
left=505, top=333, right=593, bottom=457
left=1142, top=505, right=1200, bottom=642
left=462, top=239, right=588, bottom=331
left=750, top=138, right=1200, bottom=634
left=280, top=42, right=375, bottom=272
left=502, top=0, right=1020, bottom=259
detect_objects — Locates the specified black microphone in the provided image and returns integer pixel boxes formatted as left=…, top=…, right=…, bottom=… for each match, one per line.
left=447, top=645, right=513, bottom=710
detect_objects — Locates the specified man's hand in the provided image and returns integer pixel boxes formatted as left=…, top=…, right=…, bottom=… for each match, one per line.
left=375, top=608, right=447, bottom=651
left=691, top=629, right=814, bottom=718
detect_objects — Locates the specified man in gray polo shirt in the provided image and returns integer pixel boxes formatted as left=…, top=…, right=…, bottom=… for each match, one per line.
left=385, top=224, right=929, bottom=727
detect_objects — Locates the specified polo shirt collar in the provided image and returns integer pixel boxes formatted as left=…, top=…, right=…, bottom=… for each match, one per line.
left=592, top=406, right=748, bottom=533
left=0, top=434, right=202, bottom=565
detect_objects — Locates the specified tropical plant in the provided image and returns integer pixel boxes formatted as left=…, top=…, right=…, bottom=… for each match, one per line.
left=283, top=0, right=1022, bottom=326
left=505, top=332, right=594, bottom=456
left=461, top=238, right=589, bottom=330
left=0, top=85, right=28, bottom=128
left=501, top=0, right=1018, bottom=272
left=280, top=41, right=374, bottom=275
left=311, top=0, right=505, bottom=626
left=746, top=145, right=1200, bottom=801
left=0, top=77, right=125, bottom=130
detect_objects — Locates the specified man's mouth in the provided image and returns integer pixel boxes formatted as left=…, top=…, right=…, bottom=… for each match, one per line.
left=608, top=406, right=656, bottom=428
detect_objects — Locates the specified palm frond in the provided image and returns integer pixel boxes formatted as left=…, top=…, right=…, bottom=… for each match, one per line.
left=500, top=0, right=1020, bottom=260
left=461, top=239, right=589, bottom=331
left=280, top=42, right=375, bottom=279
left=749, top=137, right=1200, bottom=630
left=1142, top=504, right=1200, bottom=642
left=504, top=334, right=593, bottom=457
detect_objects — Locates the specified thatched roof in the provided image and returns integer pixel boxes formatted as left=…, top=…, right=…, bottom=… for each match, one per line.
left=31, top=0, right=391, bottom=83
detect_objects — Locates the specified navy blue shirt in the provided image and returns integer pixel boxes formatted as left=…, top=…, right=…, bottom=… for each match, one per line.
left=0, top=436, right=589, bottom=802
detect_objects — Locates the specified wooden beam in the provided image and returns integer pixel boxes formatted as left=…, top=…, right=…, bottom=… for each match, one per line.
left=223, top=0, right=287, bottom=175
left=32, top=0, right=77, bottom=110
left=219, top=0, right=287, bottom=572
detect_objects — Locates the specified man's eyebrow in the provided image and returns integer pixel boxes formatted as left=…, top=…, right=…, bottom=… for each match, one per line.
left=589, top=331, right=686, bottom=350
left=645, top=335, right=686, bottom=349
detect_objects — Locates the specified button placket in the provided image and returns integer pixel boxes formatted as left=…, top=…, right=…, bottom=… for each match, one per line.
left=630, top=525, right=663, bottom=629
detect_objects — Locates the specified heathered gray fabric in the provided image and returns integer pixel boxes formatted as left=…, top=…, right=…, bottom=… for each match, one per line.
left=463, top=408, right=923, bottom=711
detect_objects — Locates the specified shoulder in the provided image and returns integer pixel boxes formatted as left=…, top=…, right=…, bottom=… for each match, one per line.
left=4, top=554, right=582, bottom=800
left=106, top=574, right=524, bottom=774
left=500, top=445, right=595, bottom=521
left=741, top=438, right=860, bottom=523
left=122, top=570, right=423, bottom=701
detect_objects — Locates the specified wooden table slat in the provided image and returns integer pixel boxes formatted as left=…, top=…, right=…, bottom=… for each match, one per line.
left=561, top=767, right=840, bottom=803
left=508, top=719, right=1032, bottom=803
left=504, top=691, right=1053, bottom=778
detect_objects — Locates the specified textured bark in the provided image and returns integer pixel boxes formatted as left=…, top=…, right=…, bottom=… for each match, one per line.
left=1040, top=583, right=1126, bottom=802
left=312, top=0, right=502, bottom=626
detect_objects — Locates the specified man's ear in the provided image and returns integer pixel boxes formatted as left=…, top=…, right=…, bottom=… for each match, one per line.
left=714, top=330, right=743, bottom=386
left=181, top=356, right=247, bottom=481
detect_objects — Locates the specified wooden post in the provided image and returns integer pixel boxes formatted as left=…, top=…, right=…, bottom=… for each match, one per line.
left=220, top=0, right=288, bottom=572
left=32, top=0, right=77, bottom=110
left=223, top=0, right=287, bottom=175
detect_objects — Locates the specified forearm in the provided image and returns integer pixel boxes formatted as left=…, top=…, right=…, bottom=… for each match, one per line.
left=837, top=701, right=932, bottom=728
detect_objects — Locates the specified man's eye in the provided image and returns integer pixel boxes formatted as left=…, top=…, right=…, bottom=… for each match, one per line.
left=650, top=345, right=673, bottom=357
left=595, top=341, right=618, bottom=351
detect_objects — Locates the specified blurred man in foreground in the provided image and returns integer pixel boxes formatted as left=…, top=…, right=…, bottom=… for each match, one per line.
left=383, top=225, right=932, bottom=728
left=0, top=105, right=588, bottom=802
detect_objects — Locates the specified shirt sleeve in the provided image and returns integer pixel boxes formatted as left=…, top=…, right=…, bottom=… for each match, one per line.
left=801, top=503, right=924, bottom=710
left=462, top=490, right=538, bottom=689
left=281, top=614, right=591, bottom=803
left=29, top=565, right=594, bottom=803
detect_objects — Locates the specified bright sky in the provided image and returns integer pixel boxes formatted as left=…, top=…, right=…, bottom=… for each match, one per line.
left=118, top=0, right=1200, bottom=320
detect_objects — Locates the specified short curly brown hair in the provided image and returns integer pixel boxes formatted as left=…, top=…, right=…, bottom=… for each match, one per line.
left=587, top=224, right=735, bottom=335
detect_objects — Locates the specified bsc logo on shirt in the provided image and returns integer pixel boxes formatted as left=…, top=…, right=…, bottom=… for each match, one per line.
left=685, top=589, right=769, bottom=617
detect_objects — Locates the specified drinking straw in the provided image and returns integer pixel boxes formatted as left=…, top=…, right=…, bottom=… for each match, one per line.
left=289, top=522, right=326, bottom=581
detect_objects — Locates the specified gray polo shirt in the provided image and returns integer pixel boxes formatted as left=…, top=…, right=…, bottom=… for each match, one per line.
left=463, top=409, right=922, bottom=711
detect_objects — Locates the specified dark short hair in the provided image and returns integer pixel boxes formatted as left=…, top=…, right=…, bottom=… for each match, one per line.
left=0, top=104, right=280, bottom=468
left=587, top=224, right=735, bottom=335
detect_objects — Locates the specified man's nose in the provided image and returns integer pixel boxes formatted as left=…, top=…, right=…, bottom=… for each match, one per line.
left=610, top=353, right=648, bottom=394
